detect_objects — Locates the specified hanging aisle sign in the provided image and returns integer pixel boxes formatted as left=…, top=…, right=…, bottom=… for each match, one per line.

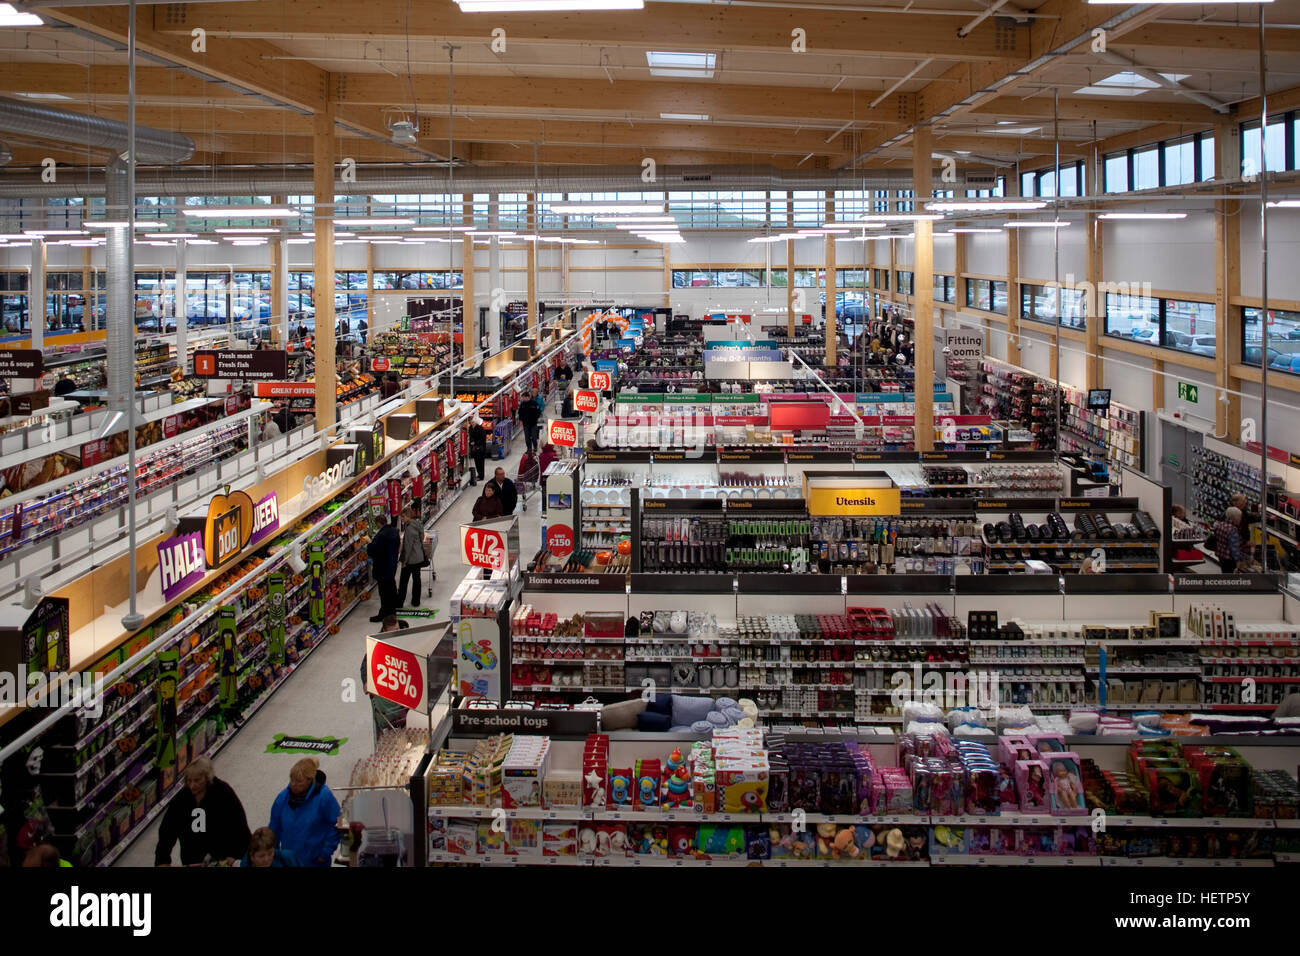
left=806, top=484, right=902, bottom=517
left=589, top=371, right=612, bottom=391
left=549, top=419, right=578, bottom=447
left=574, top=390, right=600, bottom=414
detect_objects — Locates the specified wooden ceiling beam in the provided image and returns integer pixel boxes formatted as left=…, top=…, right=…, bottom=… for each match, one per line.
left=969, top=97, right=1219, bottom=124
left=148, top=1, right=1028, bottom=61
left=1121, top=23, right=1300, bottom=55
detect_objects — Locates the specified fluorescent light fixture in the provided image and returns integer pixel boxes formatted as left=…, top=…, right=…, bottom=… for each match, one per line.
left=215, top=227, right=279, bottom=234
left=1075, top=70, right=1189, bottom=97
left=947, top=227, right=1004, bottom=234
left=457, top=0, right=643, bottom=11
left=927, top=200, right=1046, bottom=212
left=286, top=238, right=314, bottom=245
left=16, top=92, right=71, bottom=101
left=0, top=233, right=30, bottom=240
left=640, top=234, right=686, bottom=243
left=332, top=217, right=414, bottom=227
left=748, top=236, right=786, bottom=243
left=1097, top=212, right=1188, bottom=220
left=0, top=4, right=43, bottom=26
left=1089, top=0, right=1268, bottom=4
left=412, top=225, right=476, bottom=232
left=187, top=239, right=219, bottom=245
left=24, top=229, right=84, bottom=236
left=1002, top=220, right=1071, bottom=228
left=646, top=51, right=716, bottom=79
left=183, top=205, right=299, bottom=218
left=660, top=112, right=709, bottom=121
left=1266, top=199, right=1300, bottom=208
left=335, top=231, right=355, bottom=238
left=146, top=232, right=199, bottom=239
left=84, top=220, right=165, bottom=229
left=548, top=203, right=663, bottom=215
left=853, top=214, right=943, bottom=222
left=594, top=216, right=675, bottom=223
left=466, top=230, right=517, bottom=236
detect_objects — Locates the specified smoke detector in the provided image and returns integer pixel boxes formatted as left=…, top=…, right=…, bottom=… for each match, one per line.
left=390, top=120, right=417, bottom=145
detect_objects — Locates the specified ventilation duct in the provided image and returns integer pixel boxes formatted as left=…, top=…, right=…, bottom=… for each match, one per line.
left=103, top=156, right=133, bottom=409
left=0, top=95, right=193, bottom=164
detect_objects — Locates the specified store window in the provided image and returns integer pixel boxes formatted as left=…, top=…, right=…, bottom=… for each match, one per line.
left=1104, top=292, right=1161, bottom=340
left=1243, top=307, right=1300, bottom=373
left=1133, top=147, right=1160, bottom=190
left=1163, top=299, right=1217, bottom=354
left=896, top=271, right=915, bottom=296
left=990, top=280, right=1008, bottom=315
left=872, top=269, right=890, bottom=291
left=232, top=272, right=271, bottom=323
left=135, top=271, right=175, bottom=332
left=670, top=269, right=764, bottom=288
left=0, top=272, right=28, bottom=333
left=934, top=275, right=955, bottom=304
left=1241, top=114, right=1292, bottom=175
left=335, top=271, right=367, bottom=290
left=966, top=278, right=992, bottom=311
left=1021, top=284, right=1085, bottom=328
left=1104, top=153, right=1129, bottom=193
left=836, top=268, right=868, bottom=287
left=1164, top=138, right=1196, bottom=186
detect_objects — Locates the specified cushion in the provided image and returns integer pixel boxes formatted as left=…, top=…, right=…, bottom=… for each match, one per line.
left=671, top=694, right=716, bottom=727
left=636, top=710, right=672, bottom=733
left=646, top=693, right=673, bottom=716
left=601, top=698, right=646, bottom=731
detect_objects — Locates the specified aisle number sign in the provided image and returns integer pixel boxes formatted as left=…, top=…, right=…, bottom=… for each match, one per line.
left=806, top=485, right=902, bottom=517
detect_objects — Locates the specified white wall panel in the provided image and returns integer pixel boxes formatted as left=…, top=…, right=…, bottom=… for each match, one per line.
left=1102, top=214, right=1214, bottom=296
left=1240, top=199, right=1300, bottom=302
left=1018, top=225, right=1086, bottom=284
left=965, top=232, right=1007, bottom=276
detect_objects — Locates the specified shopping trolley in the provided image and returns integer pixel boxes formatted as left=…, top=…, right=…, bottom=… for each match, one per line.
left=423, top=529, right=439, bottom=599
left=516, top=451, right=541, bottom=512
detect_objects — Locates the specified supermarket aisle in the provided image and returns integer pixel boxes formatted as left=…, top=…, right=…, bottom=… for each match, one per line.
left=115, top=440, right=544, bottom=866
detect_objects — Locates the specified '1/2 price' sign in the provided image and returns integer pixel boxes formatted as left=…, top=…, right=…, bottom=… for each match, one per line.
left=461, top=526, right=506, bottom=569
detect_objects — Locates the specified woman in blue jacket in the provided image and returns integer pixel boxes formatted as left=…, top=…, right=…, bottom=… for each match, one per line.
left=268, top=758, right=341, bottom=867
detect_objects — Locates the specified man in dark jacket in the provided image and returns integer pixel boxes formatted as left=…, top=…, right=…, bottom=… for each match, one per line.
left=154, top=757, right=250, bottom=866
left=367, top=516, right=401, bottom=622
left=490, top=466, right=518, bottom=515
left=517, top=390, right=542, bottom=453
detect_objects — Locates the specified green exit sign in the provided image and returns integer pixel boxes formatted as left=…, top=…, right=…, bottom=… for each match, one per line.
left=1177, top=382, right=1199, bottom=403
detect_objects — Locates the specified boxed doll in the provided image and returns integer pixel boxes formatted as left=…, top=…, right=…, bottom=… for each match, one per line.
left=1014, top=759, right=1050, bottom=811
left=1044, top=752, right=1087, bottom=814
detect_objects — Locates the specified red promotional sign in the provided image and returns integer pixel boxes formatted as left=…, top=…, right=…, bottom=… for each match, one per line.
left=80, top=438, right=109, bottom=467
left=372, top=357, right=391, bottom=372
left=462, top=526, right=507, bottom=569
left=162, top=414, right=180, bottom=439
left=546, top=523, right=575, bottom=558
left=549, top=420, right=578, bottom=448
left=459, top=429, right=468, bottom=456
left=225, top=395, right=240, bottom=416
left=254, top=381, right=316, bottom=398
left=412, top=474, right=423, bottom=498
left=590, top=371, right=612, bottom=391
left=387, top=478, right=402, bottom=517
left=367, top=641, right=424, bottom=710
left=574, top=390, right=600, bottom=414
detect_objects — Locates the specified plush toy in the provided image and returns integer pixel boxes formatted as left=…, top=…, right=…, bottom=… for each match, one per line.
left=884, top=828, right=906, bottom=859
left=832, top=827, right=860, bottom=861
left=585, top=769, right=606, bottom=807
left=815, top=822, right=838, bottom=859
left=578, top=828, right=598, bottom=856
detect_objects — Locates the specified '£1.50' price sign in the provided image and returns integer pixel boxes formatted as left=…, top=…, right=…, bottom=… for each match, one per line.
left=461, top=526, right=506, bottom=570
left=367, top=640, right=425, bottom=712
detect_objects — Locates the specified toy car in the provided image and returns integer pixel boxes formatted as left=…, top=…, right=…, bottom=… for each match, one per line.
left=462, top=639, right=497, bottom=670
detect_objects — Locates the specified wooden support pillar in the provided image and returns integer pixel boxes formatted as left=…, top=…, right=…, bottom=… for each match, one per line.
left=526, top=192, right=537, bottom=336
left=662, top=241, right=671, bottom=309
left=1152, top=357, right=1165, bottom=413
left=825, top=197, right=837, bottom=366
left=271, top=193, right=288, bottom=350
left=462, top=196, right=476, bottom=365
left=954, top=232, right=967, bottom=318
left=80, top=246, right=93, bottom=330
left=786, top=238, right=796, bottom=335
left=312, top=99, right=337, bottom=430
left=1085, top=211, right=1103, bottom=389
left=1215, top=120, right=1242, bottom=442
left=913, top=125, right=935, bottom=452
left=887, top=235, right=896, bottom=304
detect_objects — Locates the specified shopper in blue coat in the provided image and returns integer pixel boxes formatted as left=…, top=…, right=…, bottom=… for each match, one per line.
left=268, top=758, right=341, bottom=867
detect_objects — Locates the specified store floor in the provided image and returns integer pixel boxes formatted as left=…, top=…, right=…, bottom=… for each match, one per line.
left=115, top=439, right=543, bottom=867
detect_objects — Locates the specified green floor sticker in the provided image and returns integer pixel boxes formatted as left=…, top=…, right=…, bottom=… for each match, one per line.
left=266, top=733, right=349, bottom=756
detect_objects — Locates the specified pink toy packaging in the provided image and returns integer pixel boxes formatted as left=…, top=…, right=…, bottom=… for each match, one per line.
left=1028, top=732, right=1067, bottom=755
left=1045, top=752, right=1087, bottom=814
left=1014, top=759, right=1050, bottom=811
left=998, top=735, right=1032, bottom=768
